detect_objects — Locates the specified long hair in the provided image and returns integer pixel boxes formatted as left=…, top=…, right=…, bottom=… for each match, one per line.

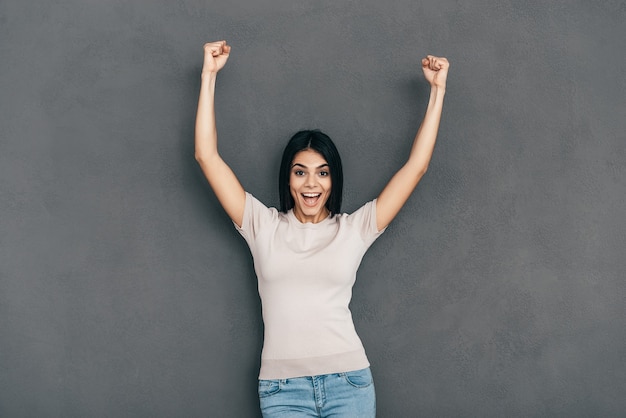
left=278, top=130, right=343, bottom=216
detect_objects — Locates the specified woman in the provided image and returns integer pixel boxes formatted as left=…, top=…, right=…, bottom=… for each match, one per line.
left=195, top=40, right=448, bottom=417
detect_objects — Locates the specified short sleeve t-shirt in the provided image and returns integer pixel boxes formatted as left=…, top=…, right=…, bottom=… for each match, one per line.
left=235, top=192, right=385, bottom=379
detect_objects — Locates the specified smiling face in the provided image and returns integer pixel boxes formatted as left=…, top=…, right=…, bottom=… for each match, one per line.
left=289, top=149, right=332, bottom=224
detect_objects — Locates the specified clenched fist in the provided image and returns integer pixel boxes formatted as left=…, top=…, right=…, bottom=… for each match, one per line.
left=421, top=55, right=449, bottom=89
left=202, top=41, right=231, bottom=75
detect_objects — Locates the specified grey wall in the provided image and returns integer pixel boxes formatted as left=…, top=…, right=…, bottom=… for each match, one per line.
left=1, top=0, right=624, bottom=416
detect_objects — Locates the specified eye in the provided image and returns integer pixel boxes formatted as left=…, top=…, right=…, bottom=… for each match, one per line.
left=294, top=170, right=305, bottom=176
left=319, top=171, right=329, bottom=177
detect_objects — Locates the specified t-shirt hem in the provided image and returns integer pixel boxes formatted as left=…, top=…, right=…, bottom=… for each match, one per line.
left=258, top=348, right=370, bottom=380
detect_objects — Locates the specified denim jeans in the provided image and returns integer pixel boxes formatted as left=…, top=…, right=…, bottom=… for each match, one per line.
left=258, top=367, right=376, bottom=418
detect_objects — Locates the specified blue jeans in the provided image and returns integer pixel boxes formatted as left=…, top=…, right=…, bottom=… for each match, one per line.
left=258, top=367, right=376, bottom=418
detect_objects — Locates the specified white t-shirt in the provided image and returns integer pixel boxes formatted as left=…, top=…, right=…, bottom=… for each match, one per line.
left=235, top=192, right=385, bottom=379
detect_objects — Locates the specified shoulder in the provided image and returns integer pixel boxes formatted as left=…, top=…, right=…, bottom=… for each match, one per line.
left=236, top=192, right=281, bottom=235
left=342, top=200, right=377, bottom=223
left=244, top=192, right=278, bottom=215
left=336, top=199, right=385, bottom=240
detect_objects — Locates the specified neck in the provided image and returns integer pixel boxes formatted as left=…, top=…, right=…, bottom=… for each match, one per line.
left=292, top=207, right=330, bottom=224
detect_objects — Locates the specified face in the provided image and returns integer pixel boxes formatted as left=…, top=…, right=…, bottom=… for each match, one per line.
left=289, top=149, right=332, bottom=223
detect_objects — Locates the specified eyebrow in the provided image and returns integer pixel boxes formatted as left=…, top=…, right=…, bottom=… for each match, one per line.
left=291, top=163, right=329, bottom=169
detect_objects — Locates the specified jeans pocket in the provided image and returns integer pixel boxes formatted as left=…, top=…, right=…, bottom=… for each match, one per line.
left=342, top=367, right=373, bottom=388
left=258, top=379, right=281, bottom=398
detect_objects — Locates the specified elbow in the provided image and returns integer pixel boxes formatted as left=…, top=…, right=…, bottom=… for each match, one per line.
left=415, top=164, right=428, bottom=179
left=195, top=150, right=220, bottom=168
left=411, top=165, right=428, bottom=184
left=406, top=156, right=429, bottom=178
left=195, top=148, right=211, bottom=164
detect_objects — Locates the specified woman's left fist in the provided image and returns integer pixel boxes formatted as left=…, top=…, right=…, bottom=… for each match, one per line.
left=421, top=55, right=449, bottom=88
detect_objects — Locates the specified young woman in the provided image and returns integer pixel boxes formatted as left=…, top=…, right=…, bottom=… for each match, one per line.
left=195, top=40, right=449, bottom=417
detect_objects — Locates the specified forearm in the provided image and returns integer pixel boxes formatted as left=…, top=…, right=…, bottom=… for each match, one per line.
left=194, top=72, right=219, bottom=163
left=407, top=85, right=446, bottom=174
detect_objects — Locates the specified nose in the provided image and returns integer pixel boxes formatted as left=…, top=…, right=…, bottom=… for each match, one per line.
left=304, top=173, right=317, bottom=187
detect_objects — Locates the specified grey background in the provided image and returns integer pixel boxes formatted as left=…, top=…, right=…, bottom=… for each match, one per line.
left=1, top=0, right=624, bottom=416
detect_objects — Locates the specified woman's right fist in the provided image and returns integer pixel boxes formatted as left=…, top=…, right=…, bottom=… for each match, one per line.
left=202, top=41, right=231, bottom=74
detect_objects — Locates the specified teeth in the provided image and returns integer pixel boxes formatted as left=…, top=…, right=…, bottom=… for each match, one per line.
left=303, top=193, right=321, bottom=197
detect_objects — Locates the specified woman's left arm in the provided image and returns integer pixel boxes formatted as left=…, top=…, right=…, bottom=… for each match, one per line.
left=376, top=55, right=450, bottom=231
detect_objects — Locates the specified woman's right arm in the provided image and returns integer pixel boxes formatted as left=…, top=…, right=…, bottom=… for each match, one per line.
left=195, top=41, right=246, bottom=227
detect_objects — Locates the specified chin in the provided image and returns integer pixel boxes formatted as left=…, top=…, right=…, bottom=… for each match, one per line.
left=304, top=207, right=325, bottom=216
left=293, top=197, right=330, bottom=221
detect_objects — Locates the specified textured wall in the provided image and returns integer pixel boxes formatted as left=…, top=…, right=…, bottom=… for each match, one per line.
left=1, top=0, right=625, bottom=416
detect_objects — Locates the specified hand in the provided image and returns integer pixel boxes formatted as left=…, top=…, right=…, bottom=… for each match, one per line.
left=202, top=41, right=231, bottom=74
left=421, top=55, right=449, bottom=89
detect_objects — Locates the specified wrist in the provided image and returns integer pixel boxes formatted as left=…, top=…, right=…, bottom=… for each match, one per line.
left=201, top=71, right=218, bottom=80
left=430, top=85, right=446, bottom=95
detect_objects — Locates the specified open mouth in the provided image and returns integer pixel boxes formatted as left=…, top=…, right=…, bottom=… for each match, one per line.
left=301, top=193, right=322, bottom=207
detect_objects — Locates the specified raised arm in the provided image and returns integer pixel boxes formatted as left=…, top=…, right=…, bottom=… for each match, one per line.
left=195, top=41, right=246, bottom=227
left=376, top=55, right=450, bottom=231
